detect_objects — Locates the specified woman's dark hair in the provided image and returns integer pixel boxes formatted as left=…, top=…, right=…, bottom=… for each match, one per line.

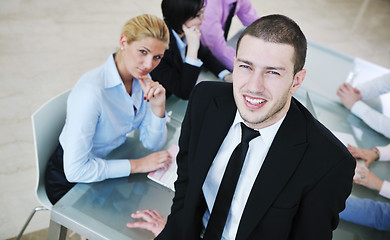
left=161, top=0, right=204, bottom=34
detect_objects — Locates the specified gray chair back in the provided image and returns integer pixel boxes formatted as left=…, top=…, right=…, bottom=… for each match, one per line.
left=31, top=89, right=70, bottom=209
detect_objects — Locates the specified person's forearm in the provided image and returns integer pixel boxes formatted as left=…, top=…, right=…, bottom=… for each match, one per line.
left=138, top=106, right=167, bottom=151
left=186, top=46, right=199, bottom=61
left=376, top=144, right=390, bottom=161
left=151, top=103, right=165, bottom=118
left=201, top=25, right=235, bottom=70
left=357, top=72, right=390, bottom=99
left=379, top=181, right=390, bottom=199
left=351, top=101, right=390, bottom=138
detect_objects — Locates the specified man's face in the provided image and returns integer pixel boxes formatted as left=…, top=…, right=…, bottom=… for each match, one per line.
left=233, top=35, right=306, bottom=129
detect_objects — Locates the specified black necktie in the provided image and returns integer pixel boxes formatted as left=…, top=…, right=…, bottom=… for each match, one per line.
left=203, top=122, right=260, bottom=239
left=223, top=2, right=237, bottom=40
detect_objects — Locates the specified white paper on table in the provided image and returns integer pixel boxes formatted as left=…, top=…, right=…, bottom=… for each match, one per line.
left=332, top=131, right=368, bottom=177
left=147, top=144, right=179, bottom=191
left=332, top=131, right=357, bottom=147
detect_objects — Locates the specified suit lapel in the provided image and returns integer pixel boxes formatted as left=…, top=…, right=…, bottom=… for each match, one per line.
left=168, top=28, right=185, bottom=71
left=236, top=99, right=309, bottom=239
left=192, top=91, right=237, bottom=189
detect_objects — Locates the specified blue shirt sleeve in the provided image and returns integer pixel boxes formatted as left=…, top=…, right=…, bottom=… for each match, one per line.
left=59, top=55, right=167, bottom=183
left=61, top=80, right=131, bottom=182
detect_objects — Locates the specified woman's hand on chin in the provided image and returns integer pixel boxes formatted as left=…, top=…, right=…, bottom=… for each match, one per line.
left=138, top=75, right=166, bottom=118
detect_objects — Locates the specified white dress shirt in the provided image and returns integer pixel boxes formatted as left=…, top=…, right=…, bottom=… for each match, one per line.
left=202, top=111, right=285, bottom=239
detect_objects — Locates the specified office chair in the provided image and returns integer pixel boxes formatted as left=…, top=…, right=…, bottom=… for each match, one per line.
left=17, top=89, right=70, bottom=240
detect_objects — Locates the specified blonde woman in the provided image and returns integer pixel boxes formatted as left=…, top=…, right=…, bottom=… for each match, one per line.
left=45, top=14, right=171, bottom=204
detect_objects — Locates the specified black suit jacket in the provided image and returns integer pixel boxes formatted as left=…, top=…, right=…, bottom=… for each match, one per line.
left=157, top=82, right=355, bottom=240
left=150, top=28, right=226, bottom=100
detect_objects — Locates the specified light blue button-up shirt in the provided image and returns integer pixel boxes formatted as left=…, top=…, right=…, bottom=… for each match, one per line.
left=60, top=54, right=167, bottom=183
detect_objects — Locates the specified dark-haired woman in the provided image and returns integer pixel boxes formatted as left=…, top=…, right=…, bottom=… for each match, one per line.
left=150, top=0, right=232, bottom=100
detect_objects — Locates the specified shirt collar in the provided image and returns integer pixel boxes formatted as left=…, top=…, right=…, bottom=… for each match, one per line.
left=103, top=53, right=143, bottom=110
left=172, top=29, right=187, bottom=60
left=104, top=53, right=124, bottom=89
left=232, top=111, right=286, bottom=148
left=132, top=78, right=143, bottom=110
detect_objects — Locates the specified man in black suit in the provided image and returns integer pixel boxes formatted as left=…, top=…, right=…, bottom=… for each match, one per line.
left=128, top=14, right=355, bottom=239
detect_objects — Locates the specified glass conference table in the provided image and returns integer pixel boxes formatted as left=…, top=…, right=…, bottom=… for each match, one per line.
left=48, top=88, right=390, bottom=240
left=48, top=42, right=390, bottom=239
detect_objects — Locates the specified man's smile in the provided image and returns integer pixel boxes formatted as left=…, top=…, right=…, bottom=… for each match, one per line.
left=244, top=95, right=266, bottom=105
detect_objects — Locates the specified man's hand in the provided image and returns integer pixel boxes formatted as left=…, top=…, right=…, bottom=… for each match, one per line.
left=127, top=209, right=167, bottom=237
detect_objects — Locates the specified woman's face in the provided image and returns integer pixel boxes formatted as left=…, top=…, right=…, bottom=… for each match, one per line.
left=121, top=36, right=166, bottom=79
left=183, top=7, right=205, bottom=29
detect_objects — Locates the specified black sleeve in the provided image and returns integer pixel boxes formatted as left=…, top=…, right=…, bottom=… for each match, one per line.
left=151, top=45, right=202, bottom=100
left=198, top=43, right=228, bottom=77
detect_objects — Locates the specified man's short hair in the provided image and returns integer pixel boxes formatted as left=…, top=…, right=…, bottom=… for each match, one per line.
left=236, top=14, right=307, bottom=75
left=161, top=0, right=204, bottom=35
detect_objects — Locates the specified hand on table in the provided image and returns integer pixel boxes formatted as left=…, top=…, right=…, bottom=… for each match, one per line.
left=127, top=209, right=167, bottom=237
left=336, top=83, right=362, bottom=110
left=130, top=150, right=172, bottom=174
left=347, top=144, right=378, bottom=168
left=353, top=164, right=384, bottom=192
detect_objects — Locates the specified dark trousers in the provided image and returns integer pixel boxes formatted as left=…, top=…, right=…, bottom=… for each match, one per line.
left=45, top=144, right=75, bottom=204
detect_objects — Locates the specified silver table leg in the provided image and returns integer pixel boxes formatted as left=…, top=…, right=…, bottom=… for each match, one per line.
left=48, top=220, right=67, bottom=240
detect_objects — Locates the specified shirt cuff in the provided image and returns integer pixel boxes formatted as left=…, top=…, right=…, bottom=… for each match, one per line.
left=218, top=69, right=231, bottom=80
left=106, top=159, right=131, bottom=178
left=185, top=57, right=203, bottom=67
left=377, top=145, right=390, bottom=161
left=350, top=101, right=368, bottom=117
left=149, top=110, right=167, bottom=131
left=379, top=180, right=390, bottom=199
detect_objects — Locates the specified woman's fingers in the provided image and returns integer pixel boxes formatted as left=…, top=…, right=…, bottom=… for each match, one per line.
left=138, top=76, right=149, bottom=91
left=146, top=151, right=172, bottom=171
left=138, top=76, right=151, bottom=97
left=154, top=151, right=172, bottom=165
left=146, top=82, right=159, bottom=100
left=355, top=165, right=365, bottom=176
left=139, top=77, right=164, bottom=102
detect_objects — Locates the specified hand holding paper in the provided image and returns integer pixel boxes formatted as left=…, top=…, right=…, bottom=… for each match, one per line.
left=147, top=144, right=179, bottom=191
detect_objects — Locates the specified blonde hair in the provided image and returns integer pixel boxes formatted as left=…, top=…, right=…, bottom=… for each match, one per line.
left=121, top=14, right=169, bottom=48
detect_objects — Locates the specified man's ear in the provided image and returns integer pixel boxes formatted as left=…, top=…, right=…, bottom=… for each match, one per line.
left=290, top=69, right=306, bottom=94
left=120, top=35, right=127, bottom=50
